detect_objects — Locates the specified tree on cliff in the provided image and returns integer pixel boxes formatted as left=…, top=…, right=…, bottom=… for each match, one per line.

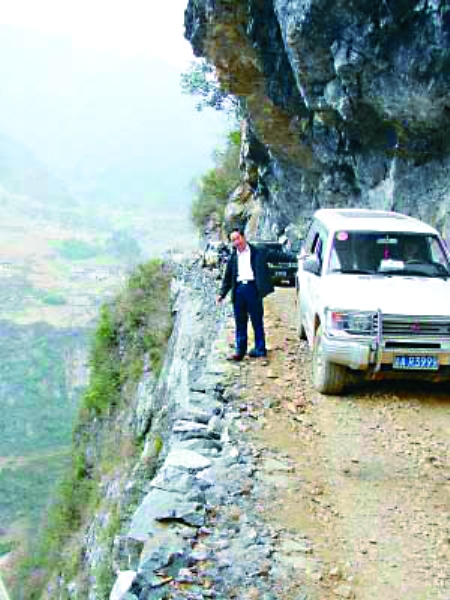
left=181, top=59, right=240, bottom=115
left=190, top=130, right=241, bottom=233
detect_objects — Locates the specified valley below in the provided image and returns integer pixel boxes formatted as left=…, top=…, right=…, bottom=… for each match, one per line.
left=0, top=187, right=196, bottom=556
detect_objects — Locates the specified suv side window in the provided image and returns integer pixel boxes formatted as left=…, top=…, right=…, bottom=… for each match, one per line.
left=311, top=233, right=323, bottom=261
left=303, top=218, right=320, bottom=250
left=311, top=227, right=328, bottom=270
left=429, top=236, right=450, bottom=269
left=302, top=220, right=328, bottom=273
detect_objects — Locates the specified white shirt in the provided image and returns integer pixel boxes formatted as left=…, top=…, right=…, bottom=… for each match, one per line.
left=237, top=244, right=255, bottom=281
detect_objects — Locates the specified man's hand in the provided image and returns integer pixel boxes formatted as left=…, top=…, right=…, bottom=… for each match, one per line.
left=216, top=295, right=223, bottom=305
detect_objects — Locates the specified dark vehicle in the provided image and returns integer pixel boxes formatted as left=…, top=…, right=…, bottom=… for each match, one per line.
left=251, top=240, right=298, bottom=286
left=202, top=241, right=230, bottom=268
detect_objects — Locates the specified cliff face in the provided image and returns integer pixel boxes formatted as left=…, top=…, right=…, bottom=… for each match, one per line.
left=185, top=0, right=450, bottom=237
left=36, top=263, right=229, bottom=599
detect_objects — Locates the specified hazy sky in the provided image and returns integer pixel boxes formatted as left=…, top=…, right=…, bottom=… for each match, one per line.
left=0, top=0, right=231, bottom=212
left=0, top=0, right=194, bottom=67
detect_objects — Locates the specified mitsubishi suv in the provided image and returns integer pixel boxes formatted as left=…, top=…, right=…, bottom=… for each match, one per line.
left=296, top=208, right=450, bottom=394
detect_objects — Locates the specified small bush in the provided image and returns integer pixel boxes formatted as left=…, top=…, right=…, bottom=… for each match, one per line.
left=191, top=130, right=241, bottom=232
left=81, top=305, right=121, bottom=415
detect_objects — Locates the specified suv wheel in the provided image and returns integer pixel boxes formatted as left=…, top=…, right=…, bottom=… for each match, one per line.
left=312, top=325, right=347, bottom=394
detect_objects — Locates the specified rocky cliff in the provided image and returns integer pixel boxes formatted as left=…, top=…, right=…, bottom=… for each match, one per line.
left=185, top=0, right=450, bottom=238
left=22, top=261, right=306, bottom=600
left=19, top=262, right=235, bottom=599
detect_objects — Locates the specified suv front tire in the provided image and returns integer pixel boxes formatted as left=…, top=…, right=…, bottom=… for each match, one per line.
left=312, top=325, right=348, bottom=394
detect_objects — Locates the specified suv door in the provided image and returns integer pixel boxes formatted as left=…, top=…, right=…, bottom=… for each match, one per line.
left=298, top=221, right=328, bottom=343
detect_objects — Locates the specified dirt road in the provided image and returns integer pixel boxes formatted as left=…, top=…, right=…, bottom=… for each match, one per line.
left=229, top=287, right=450, bottom=599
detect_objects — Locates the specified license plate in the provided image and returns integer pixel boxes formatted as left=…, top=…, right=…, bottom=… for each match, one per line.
left=393, top=355, right=439, bottom=370
left=275, top=271, right=287, bottom=277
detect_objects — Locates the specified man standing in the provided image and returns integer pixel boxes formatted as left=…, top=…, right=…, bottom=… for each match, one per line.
left=217, top=227, right=292, bottom=361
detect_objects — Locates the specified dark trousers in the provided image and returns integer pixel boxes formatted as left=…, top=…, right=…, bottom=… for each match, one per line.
left=233, top=282, right=266, bottom=355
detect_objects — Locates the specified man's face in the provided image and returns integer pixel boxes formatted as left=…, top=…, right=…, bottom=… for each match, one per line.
left=230, top=231, right=247, bottom=252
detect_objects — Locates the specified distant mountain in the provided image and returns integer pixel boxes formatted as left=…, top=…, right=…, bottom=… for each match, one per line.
left=0, top=25, right=228, bottom=211
left=0, top=132, right=73, bottom=206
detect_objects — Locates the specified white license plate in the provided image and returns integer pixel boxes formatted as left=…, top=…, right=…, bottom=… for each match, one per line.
left=275, top=271, right=287, bottom=277
left=393, top=355, right=439, bottom=370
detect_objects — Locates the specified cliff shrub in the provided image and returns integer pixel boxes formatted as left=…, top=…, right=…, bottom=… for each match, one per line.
left=191, top=130, right=241, bottom=232
left=181, top=58, right=240, bottom=114
left=117, top=260, right=173, bottom=380
left=82, top=304, right=121, bottom=415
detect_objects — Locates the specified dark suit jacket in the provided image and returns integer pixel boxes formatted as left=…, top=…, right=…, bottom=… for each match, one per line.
left=219, top=243, right=290, bottom=302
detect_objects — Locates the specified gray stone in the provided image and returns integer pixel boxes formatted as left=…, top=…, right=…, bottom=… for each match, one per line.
left=164, top=448, right=211, bottom=472
left=173, top=420, right=209, bottom=434
left=109, top=571, right=137, bottom=600
left=113, top=536, right=144, bottom=571
left=138, top=527, right=187, bottom=575
left=150, top=467, right=196, bottom=493
left=128, top=488, right=205, bottom=538
left=179, top=438, right=223, bottom=455
left=175, top=408, right=211, bottom=424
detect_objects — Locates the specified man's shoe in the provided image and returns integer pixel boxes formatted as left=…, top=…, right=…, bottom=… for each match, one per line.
left=226, top=353, right=245, bottom=362
left=248, top=348, right=267, bottom=358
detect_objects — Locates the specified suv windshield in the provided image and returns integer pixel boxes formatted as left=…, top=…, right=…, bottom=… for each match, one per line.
left=329, top=231, right=450, bottom=277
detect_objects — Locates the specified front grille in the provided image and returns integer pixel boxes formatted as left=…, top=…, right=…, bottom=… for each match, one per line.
left=373, top=313, right=380, bottom=336
left=385, top=341, right=440, bottom=349
left=382, top=315, right=450, bottom=337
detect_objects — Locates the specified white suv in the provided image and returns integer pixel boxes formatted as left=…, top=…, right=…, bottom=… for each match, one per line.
left=296, top=208, right=450, bottom=394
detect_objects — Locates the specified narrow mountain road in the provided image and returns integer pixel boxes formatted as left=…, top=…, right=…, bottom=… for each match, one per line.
left=226, top=287, right=450, bottom=600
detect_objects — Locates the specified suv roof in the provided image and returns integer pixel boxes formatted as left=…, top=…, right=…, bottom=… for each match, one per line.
left=314, top=208, right=437, bottom=235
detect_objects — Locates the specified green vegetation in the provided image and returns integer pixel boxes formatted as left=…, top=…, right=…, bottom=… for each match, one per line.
left=0, top=540, right=15, bottom=556
left=181, top=58, right=242, bottom=237
left=0, top=322, right=87, bottom=457
left=82, top=259, right=173, bottom=416
left=103, top=230, right=143, bottom=265
left=82, top=304, right=121, bottom=414
left=52, top=239, right=101, bottom=261
left=92, top=505, right=122, bottom=598
left=0, top=277, right=67, bottom=311
left=191, top=130, right=241, bottom=232
left=41, top=291, right=67, bottom=305
left=0, top=451, right=70, bottom=533
left=0, top=320, right=87, bottom=575
left=181, top=58, right=239, bottom=114
left=10, top=259, right=174, bottom=600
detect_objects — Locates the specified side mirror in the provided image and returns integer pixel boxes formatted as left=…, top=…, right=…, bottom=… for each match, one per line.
left=303, top=255, right=322, bottom=276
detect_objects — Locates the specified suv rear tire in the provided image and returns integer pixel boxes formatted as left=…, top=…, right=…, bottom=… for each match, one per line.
left=312, top=325, right=347, bottom=394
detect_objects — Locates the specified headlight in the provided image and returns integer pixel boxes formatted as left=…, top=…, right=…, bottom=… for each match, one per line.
left=326, top=310, right=377, bottom=336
